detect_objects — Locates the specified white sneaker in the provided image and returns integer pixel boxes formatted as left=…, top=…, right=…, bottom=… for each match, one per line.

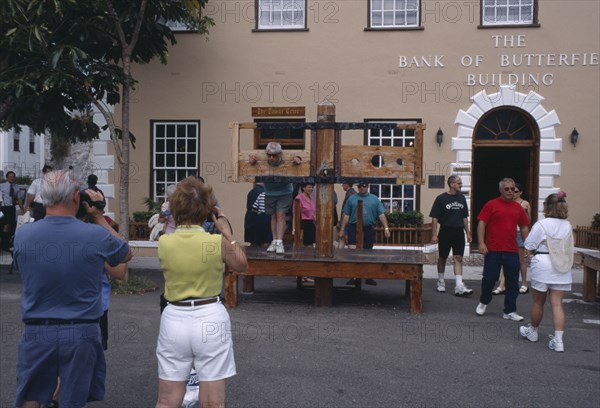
left=548, top=336, right=564, bottom=352
left=266, top=242, right=277, bottom=253
left=454, top=283, right=473, bottom=296
left=436, top=279, right=445, bottom=293
left=275, top=242, right=285, bottom=254
left=519, top=324, right=539, bottom=342
left=503, top=312, right=525, bottom=322
left=476, top=303, right=487, bottom=316
left=548, top=335, right=565, bottom=353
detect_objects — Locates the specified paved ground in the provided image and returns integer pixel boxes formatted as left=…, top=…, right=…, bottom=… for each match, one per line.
left=1, top=252, right=598, bottom=408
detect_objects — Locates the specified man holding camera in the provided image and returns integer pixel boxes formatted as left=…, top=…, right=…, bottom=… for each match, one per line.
left=13, top=170, right=132, bottom=408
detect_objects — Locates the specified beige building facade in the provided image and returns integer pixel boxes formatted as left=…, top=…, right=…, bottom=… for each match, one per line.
left=110, top=0, right=599, bottom=241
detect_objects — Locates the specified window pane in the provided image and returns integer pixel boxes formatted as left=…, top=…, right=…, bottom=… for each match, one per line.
left=372, top=11, right=382, bottom=25
left=156, top=125, right=165, bottom=138
left=406, top=11, right=417, bottom=25
left=167, top=170, right=177, bottom=182
left=166, top=154, right=175, bottom=167
left=166, top=139, right=175, bottom=152
left=188, top=154, right=196, bottom=168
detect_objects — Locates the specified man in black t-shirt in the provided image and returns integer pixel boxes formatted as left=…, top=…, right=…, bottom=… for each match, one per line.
left=429, top=175, right=473, bottom=296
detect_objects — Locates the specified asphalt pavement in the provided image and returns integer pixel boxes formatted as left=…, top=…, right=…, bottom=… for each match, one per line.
left=1, top=253, right=599, bottom=408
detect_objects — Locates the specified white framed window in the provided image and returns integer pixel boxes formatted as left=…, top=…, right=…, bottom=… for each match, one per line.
left=258, top=0, right=306, bottom=30
left=29, top=134, right=35, bottom=154
left=366, top=119, right=419, bottom=212
left=152, top=121, right=199, bottom=202
left=482, top=0, right=535, bottom=25
left=370, top=0, right=420, bottom=28
left=13, top=132, right=20, bottom=152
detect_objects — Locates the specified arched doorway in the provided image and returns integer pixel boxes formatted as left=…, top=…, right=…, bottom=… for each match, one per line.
left=471, top=106, right=539, bottom=247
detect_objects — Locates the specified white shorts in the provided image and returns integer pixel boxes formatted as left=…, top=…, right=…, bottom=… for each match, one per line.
left=531, top=279, right=572, bottom=293
left=156, top=301, right=236, bottom=382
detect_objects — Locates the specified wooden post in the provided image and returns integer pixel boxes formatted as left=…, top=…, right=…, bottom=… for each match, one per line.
left=314, top=102, right=335, bottom=306
left=356, top=200, right=364, bottom=250
left=293, top=199, right=302, bottom=248
left=315, top=102, right=336, bottom=258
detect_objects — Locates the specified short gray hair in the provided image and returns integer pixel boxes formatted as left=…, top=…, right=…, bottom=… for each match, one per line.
left=41, top=170, right=80, bottom=207
left=166, top=184, right=177, bottom=199
left=266, top=142, right=282, bottom=155
left=499, top=178, right=515, bottom=189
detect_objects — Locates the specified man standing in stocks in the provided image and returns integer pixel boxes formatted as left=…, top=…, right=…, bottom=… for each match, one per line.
left=13, top=170, right=132, bottom=408
left=429, top=175, right=473, bottom=296
left=475, top=177, right=529, bottom=321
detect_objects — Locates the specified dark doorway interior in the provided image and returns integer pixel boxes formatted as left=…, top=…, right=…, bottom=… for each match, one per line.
left=471, top=146, right=532, bottom=248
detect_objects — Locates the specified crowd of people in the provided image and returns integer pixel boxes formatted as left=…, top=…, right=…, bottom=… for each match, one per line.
left=7, top=155, right=576, bottom=407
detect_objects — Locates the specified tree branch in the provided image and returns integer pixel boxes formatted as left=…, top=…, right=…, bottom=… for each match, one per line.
left=91, top=99, right=124, bottom=166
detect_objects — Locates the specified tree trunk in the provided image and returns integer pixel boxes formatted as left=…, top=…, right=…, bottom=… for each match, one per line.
left=120, top=55, right=131, bottom=242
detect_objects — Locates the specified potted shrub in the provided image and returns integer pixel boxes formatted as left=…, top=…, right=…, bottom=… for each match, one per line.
left=129, top=198, right=161, bottom=240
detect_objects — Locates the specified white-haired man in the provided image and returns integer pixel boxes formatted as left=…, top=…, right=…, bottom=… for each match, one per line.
left=14, top=170, right=132, bottom=408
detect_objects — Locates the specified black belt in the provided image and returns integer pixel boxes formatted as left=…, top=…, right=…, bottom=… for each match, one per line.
left=534, top=251, right=550, bottom=255
left=169, top=297, right=219, bottom=307
left=24, top=318, right=100, bottom=325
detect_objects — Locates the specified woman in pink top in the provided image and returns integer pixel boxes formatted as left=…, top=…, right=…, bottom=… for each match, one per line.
left=294, top=182, right=316, bottom=246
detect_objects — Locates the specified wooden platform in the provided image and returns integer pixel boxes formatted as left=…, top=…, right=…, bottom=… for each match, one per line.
left=225, top=246, right=427, bottom=313
left=578, top=249, right=600, bottom=302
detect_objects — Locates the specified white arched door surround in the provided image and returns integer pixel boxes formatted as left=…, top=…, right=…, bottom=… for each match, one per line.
left=452, top=85, right=562, bottom=221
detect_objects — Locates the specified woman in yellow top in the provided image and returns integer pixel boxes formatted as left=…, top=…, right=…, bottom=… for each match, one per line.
left=155, top=176, right=247, bottom=408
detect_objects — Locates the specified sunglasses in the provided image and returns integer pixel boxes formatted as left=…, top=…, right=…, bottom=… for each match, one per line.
left=266, top=153, right=278, bottom=157
left=514, top=190, right=521, bottom=194
left=358, top=184, right=368, bottom=188
left=504, top=187, right=516, bottom=192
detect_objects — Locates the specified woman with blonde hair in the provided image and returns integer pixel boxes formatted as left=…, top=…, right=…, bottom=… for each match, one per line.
left=155, top=176, right=247, bottom=407
left=519, top=192, right=573, bottom=352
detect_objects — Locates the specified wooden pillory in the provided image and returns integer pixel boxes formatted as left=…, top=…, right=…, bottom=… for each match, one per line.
left=226, top=102, right=428, bottom=312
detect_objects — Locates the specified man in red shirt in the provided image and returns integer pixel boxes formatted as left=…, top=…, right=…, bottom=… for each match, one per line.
left=475, top=178, right=530, bottom=321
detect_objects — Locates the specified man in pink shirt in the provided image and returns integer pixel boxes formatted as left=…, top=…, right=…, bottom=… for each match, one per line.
left=475, top=178, right=530, bottom=321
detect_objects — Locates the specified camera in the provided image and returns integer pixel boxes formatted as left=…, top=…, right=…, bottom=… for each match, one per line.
left=77, top=189, right=106, bottom=219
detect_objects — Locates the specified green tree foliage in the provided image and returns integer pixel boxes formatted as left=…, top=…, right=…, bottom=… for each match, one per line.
left=0, top=0, right=213, bottom=238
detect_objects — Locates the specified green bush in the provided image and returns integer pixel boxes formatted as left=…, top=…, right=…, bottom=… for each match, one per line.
left=375, top=211, right=424, bottom=227
left=132, top=211, right=155, bottom=222
left=592, top=213, right=600, bottom=228
left=110, top=275, right=159, bottom=295
left=131, top=197, right=161, bottom=222
left=15, top=176, right=33, bottom=185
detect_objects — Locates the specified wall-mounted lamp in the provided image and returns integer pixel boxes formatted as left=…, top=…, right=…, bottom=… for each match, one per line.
left=436, top=128, right=444, bottom=146
left=570, top=128, right=579, bottom=147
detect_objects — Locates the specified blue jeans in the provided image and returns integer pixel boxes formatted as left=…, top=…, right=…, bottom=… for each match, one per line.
left=479, top=251, right=520, bottom=314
